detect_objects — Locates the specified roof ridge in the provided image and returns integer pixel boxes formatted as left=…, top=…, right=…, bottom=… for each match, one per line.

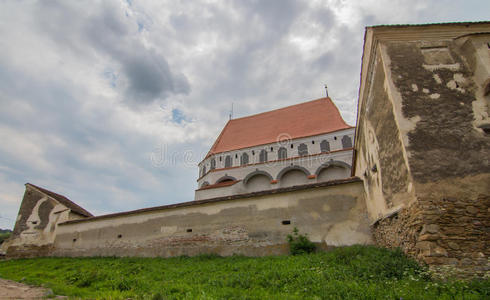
left=230, top=97, right=330, bottom=121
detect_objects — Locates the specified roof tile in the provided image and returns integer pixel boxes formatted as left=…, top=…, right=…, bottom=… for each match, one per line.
left=206, top=97, right=351, bottom=158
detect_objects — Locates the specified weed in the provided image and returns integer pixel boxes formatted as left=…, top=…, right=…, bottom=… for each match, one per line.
left=287, top=227, right=316, bottom=255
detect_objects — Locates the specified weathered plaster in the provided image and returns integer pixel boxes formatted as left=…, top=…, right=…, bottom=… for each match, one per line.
left=357, top=23, right=490, bottom=277
left=48, top=181, right=372, bottom=258
left=5, top=185, right=88, bottom=257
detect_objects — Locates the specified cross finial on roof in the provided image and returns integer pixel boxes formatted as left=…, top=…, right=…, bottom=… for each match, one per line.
left=324, top=84, right=328, bottom=97
left=229, top=103, right=234, bottom=120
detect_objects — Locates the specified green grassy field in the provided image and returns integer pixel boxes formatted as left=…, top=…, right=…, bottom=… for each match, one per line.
left=0, top=246, right=488, bottom=299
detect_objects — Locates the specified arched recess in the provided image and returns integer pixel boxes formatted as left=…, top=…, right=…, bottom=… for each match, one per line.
left=240, top=152, right=249, bottom=165
left=259, top=149, right=268, bottom=162
left=243, top=171, right=273, bottom=193
left=200, top=181, right=210, bottom=188
left=320, top=140, right=330, bottom=152
left=342, top=135, right=353, bottom=148
left=210, top=158, right=216, bottom=170
left=278, top=147, right=287, bottom=159
left=243, top=170, right=273, bottom=185
left=276, top=165, right=311, bottom=180
left=315, top=161, right=351, bottom=182
left=298, top=143, right=308, bottom=156
left=277, top=165, right=310, bottom=188
left=224, top=155, right=232, bottom=168
left=215, top=175, right=237, bottom=184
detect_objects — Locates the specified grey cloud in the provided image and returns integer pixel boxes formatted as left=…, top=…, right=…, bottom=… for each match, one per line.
left=34, top=0, right=190, bottom=106
left=122, top=51, right=190, bottom=104
left=233, top=0, right=305, bottom=35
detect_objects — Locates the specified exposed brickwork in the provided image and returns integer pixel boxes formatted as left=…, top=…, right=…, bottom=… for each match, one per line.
left=372, top=202, right=423, bottom=258
left=6, top=244, right=53, bottom=259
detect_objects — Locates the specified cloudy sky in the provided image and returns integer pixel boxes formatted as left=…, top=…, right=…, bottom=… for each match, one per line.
left=0, top=0, right=488, bottom=229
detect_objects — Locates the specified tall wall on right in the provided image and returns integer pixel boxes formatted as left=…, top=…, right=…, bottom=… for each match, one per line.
left=355, top=22, right=490, bottom=276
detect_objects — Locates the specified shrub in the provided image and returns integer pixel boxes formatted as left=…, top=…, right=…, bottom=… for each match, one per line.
left=287, top=227, right=316, bottom=255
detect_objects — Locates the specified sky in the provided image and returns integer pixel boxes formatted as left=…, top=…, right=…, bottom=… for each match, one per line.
left=0, top=0, right=488, bottom=229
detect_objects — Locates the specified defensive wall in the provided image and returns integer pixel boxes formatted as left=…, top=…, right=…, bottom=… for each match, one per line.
left=6, top=178, right=373, bottom=258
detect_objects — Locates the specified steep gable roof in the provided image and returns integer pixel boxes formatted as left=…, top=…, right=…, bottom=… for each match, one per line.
left=26, top=183, right=93, bottom=217
left=206, top=97, right=352, bottom=158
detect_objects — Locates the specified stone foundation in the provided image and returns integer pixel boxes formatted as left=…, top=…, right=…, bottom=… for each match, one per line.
left=374, top=180, right=490, bottom=277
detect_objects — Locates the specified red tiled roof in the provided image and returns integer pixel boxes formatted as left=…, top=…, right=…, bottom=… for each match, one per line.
left=206, top=97, right=352, bottom=158
left=26, top=183, right=93, bottom=217
left=197, top=180, right=240, bottom=191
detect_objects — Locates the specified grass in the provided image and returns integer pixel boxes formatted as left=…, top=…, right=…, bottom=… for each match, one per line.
left=0, top=245, right=488, bottom=299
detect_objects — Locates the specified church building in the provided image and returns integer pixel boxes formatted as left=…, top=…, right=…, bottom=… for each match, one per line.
left=195, top=97, right=355, bottom=200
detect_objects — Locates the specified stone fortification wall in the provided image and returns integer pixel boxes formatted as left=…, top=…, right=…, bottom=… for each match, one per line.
left=357, top=24, right=490, bottom=276
left=49, top=179, right=372, bottom=258
left=373, top=175, right=489, bottom=276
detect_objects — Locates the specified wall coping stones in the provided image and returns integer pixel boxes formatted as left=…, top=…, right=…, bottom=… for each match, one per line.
left=60, top=177, right=362, bottom=226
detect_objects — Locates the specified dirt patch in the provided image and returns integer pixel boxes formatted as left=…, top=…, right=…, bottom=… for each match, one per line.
left=0, top=278, right=65, bottom=299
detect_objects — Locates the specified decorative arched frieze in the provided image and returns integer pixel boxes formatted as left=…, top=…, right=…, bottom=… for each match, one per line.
left=276, top=165, right=311, bottom=180
left=200, top=181, right=210, bottom=188
left=243, top=170, right=273, bottom=185
left=314, top=160, right=351, bottom=176
left=215, top=175, right=237, bottom=184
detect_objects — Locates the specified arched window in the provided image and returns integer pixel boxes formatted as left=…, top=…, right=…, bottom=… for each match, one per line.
left=298, top=143, right=308, bottom=156
left=225, top=155, right=232, bottom=168
left=278, top=147, right=287, bottom=159
left=259, top=149, right=268, bottom=162
left=210, top=158, right=216, bottom=170
left=202, top=165, right=206, bottom=175
left=240, top=153, right=249, bottom=166
left=342, top=135, right=353, bottom=148
left=320, top=140, right=330, bottom=152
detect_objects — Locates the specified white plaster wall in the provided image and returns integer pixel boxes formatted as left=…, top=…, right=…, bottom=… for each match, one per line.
left=195, top=148, right=353, bottom=200
left=54, top=181, right=373, bottom=257
left=198, top=129, right=354, bottom=180
left=317, top=166, right=350, bottom=182
left=199, top=150, right=353, bottom=185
